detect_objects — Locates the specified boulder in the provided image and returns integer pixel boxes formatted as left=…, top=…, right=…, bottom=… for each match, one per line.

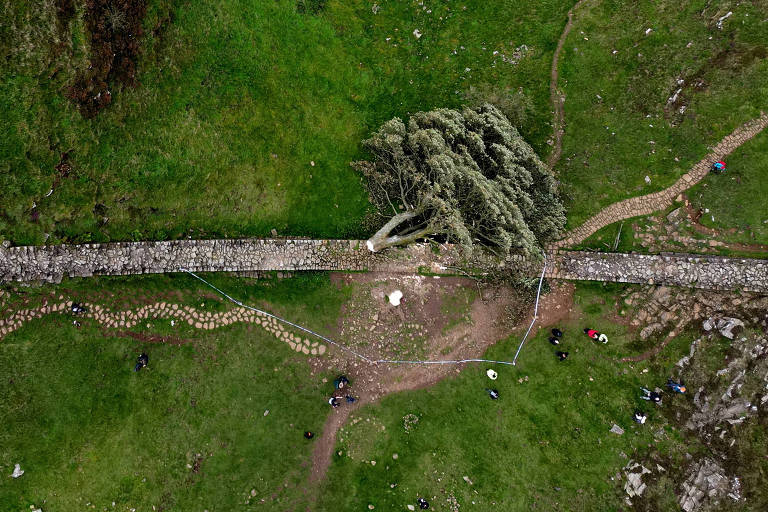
left=716, top=317, right=744, bottom=339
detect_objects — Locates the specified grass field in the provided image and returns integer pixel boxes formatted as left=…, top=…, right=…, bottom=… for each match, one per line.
left=2, top=275, right=698, bottom=511
left=0, top=273, right=346, bottom=510
left=1, top=0, right=572, bottom=245
left=687, top=129, right=768, bottom=245
left=557, top=0, right=768, bottom=229
left=317, top=281, right=695, bottom=511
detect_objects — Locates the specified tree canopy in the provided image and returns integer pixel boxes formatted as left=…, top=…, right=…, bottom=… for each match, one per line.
left=353, top=104, right=566, bottom=257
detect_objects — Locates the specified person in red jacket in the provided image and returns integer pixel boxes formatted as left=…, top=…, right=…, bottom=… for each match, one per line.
left=584, top=328, right=599, bottom=339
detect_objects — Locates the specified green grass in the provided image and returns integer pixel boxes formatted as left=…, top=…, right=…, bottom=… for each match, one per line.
left=573, top=218, right=638, bottom=253
left=0, top=0, right=573, bottom=245
left=0, top=273, right=347, bottom=510
left=316, top=282, right=688, bottom=511
left=4, top=274, right=760, bottom=510
left=557, top=0, right=768, bottom=229
left=687, top=129, right=768, bottom=245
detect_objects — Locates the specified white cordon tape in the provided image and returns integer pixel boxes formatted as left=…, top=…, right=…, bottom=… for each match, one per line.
left=512, top=256, right=547, bottom=366
left=180, top=269, right=517, bottom=366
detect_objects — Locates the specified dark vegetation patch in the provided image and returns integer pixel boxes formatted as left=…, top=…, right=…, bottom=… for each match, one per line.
left=665, top=42, right=768, bottom=124
left=111, top=329, right=194, bottom=345
left=296, top=0, right=326, bottom=15
left=67, top=0, right=148, bottom=117
left=55, top=0, right=77, bottom=27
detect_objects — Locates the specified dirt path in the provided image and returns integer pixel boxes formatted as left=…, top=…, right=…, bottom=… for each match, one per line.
left=547, top=0, right=589, bottom=169
left=306, top=274, right=525, bottom=486
left=552, top=112, right=768, bottom=249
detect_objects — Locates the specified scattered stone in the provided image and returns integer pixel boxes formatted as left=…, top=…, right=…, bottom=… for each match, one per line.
left=11, top=463, right=23, bottom=478
left=623, top=461, right=651, bottom=497
left=679, top=458, right=732, bottom=512
left=666, top=207, right=683, bottom=224
left=716, top=317, right=744, bottom=340
left=610, top=424, right=625, bottom=435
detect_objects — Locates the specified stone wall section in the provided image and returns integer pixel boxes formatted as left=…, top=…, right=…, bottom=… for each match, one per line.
left=3, top=239, right=768, bottom=293
left=546, top=252, right=768, bottom=293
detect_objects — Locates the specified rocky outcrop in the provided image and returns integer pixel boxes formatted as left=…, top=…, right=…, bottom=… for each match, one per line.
left=623, top=461, right=651, bottom=498
left=685, top=333, right=767, bottom=433
left=679, top=459, right=740, bottom=512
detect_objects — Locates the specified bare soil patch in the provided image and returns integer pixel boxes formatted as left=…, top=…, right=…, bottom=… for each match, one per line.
left=308, top=272, right=530, bottom=484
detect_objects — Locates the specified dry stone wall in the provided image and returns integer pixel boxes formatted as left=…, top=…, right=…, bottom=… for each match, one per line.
left=548, top=252, right=768, bottom=293
left=2, top=239, right=768, bottom=293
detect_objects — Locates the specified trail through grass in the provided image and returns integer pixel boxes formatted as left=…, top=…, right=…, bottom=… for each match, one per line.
left=316, top=282, right=690, bottom=510
left=0, top=273, right=346, bottom=510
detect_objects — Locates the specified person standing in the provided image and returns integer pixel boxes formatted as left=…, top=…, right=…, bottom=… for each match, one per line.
left=711, top=161, right=726, bottom=174
left=666, top=379, right=687, bottom=394
left=640, top=387, right=662, bottom=403
left=583, top=328, right=600, bottom=340
left=133, top=352, right=149, bottom=372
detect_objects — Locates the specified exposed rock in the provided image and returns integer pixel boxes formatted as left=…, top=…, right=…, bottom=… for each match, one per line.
left=679, top=458, right=736, bottom=512
left=716, top=317, right=744, bottom=339
left=640, top=322, right=663, bottom=340
left=610, top=424, right=625, bottom=435
left=666, top=207, right=683, bottom=224
left=11, top=463, right=23, bottom=478
left=623, top=461, right=651, bottom=497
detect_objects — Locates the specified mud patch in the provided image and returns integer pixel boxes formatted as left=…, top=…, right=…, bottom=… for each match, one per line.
left=110, top=329, right=193, bottom=345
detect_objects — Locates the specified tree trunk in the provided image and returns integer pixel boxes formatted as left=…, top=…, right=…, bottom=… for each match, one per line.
left=366, top=211, right=433, bottom=252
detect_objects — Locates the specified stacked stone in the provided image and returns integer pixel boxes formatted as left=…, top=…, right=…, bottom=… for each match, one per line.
left=546, top=252, right=768, bottom=293
left=0, top=239, right=380, bottom=284
left=4, top=237, right=768, bottom=293
left=0, top=298, right=327, bottom=355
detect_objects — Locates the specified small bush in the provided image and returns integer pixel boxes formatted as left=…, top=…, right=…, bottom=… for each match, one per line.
left=463, top=84, right=533, bottom=128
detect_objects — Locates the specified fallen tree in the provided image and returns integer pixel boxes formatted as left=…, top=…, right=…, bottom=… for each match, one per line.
left=353, top=104, right=565, bottom=257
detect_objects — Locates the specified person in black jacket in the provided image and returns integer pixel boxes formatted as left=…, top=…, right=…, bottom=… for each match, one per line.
left=133, top=352, right=149, bottom=372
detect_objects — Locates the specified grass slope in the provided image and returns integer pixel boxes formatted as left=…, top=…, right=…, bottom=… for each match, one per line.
left=1, top=0, right=572, bottom=245
left=688, top=129, right=768, bottom=245
left=317, top=282, right=689, bottom=511
left=557, top=0, right=768, bottom=229
left=0, top=273, right=345, bottom=510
